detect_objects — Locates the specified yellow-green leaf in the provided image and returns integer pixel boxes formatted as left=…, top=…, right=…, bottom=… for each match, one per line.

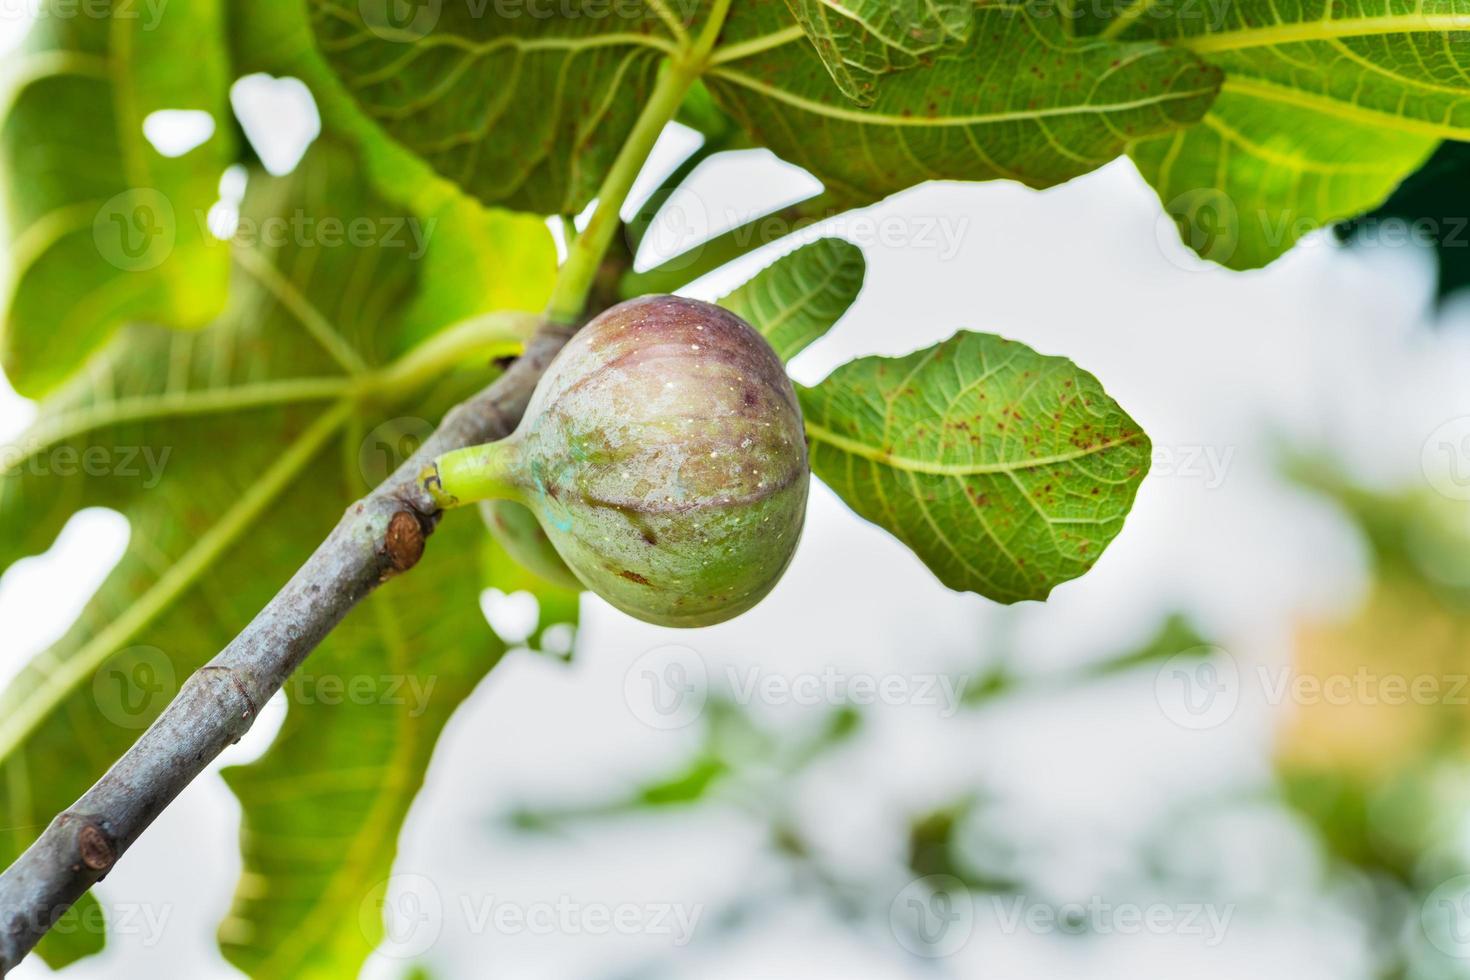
left=0, top=0, right=235, bottom=396
left=1099, top=0, right=1470, bottom=268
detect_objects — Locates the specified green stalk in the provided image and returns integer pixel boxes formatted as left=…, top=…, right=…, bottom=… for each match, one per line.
left=619, top=191, right=831, bottom=298
left=366, top=310, right=540, bottom=399
left=421, top=440, right=525, bottom=510
left=625, top=131, right=731, bottom=252
left=544, top=0, right=734, bottom=323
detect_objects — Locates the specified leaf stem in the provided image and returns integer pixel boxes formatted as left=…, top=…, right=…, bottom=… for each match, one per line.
left=365, top=310, right=540, bottom=399
left=619, top=191, right=831, bottom=297
left=625, top=131, right=732, bottom=252
left=544, top=1, right=735, bottom=323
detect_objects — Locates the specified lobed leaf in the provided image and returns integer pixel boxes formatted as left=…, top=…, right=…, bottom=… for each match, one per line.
left=0, top=140, right=555, bottom=975
left=0, top=0, right=235, bottom=397
left=717, top=237, right=865, bottom=360
left=709, top=0, right=1221, bottom=204
left=1095, top=0, right=1470, bottom=268
left=799, top=332, right=1151, bottom=603
left=302, top=0, right=701, bottom=215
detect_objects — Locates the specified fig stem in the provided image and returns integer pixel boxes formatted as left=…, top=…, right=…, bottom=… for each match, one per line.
left=422, top=441, right=525, bottom=510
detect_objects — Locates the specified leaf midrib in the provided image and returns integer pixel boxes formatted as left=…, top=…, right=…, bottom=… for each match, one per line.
left=708, top=65, right=1217, bottom=125
left=1179, top=11, right=1470, bottom=53
left=1222, top=74, right=1470, bottom=137
left=804, top=419, right=1143, bottom=475
left=2, top=379, right=351, bottom=474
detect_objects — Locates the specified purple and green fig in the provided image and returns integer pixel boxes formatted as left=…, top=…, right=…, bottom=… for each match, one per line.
left=423, top=296, right=809, bottom=628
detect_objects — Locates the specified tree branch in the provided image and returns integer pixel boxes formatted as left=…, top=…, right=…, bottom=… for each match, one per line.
left=0, top=322, right=575, bottom=975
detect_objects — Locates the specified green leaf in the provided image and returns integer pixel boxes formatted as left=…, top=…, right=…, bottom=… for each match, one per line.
left=799, top=332, right=1151, bottom=603
left=0, top=140, right=555, bottom=975
left=782, top=0, right=973, bottom=105
left=230, top=0, right=556, bottom=349
left=0, top=0, right=235, bottom=397
left=708, top=0, right=1220, bottom=204
left=219, top=513, right=505, bottom=977
left=718, top=237, right=865, bottom=361
left=1095, top=0, right=1470, bottom=268
left=1339, top=141, right=1470, bottom=304
left=301, top=0, right=697, bottom=214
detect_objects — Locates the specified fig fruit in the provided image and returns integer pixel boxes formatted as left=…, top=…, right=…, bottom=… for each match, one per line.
left=424, top=295, right=809, bottom=628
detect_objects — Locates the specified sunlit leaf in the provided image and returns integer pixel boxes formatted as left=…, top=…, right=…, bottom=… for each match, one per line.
left=1096, top=0, right=1470, bottom=268
left=0, top=0, right=234, bottom=397
left=0, top=139, right=555, bottom=976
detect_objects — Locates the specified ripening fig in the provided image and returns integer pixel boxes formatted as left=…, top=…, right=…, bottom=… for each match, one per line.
left=423, top=296, right=809, bottom=628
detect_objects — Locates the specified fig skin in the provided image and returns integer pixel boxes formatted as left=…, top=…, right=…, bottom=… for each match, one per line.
left=479, top=296, right=809, bottom=628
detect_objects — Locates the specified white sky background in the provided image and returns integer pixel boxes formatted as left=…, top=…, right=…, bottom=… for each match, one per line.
left=4, top=8, right=1470, bottom=979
